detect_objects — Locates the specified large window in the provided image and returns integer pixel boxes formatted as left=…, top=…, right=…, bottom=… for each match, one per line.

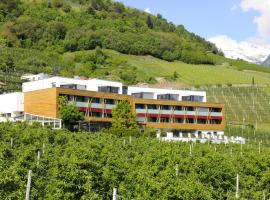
left=135, top=104, right=145, bottom=109
left=132, top=92, right=154, bottom=99
left=212, top=108, right=222, bottom=112
left=147, top=104, right=158, bottom=110
left=98, top=86, right=119, bottom=94
left=104, top=99, right=115, bottom=105
left=157, top=94, right=179, bottom=101
left=77, top=96, right=88, bottom=102
left=60, top=84, right=86, bottom=90
left=182, top=95, right=204, bottom=102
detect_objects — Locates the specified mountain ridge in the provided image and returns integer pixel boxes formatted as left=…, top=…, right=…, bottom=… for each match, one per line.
left=262, top=55, right=270, bottom=66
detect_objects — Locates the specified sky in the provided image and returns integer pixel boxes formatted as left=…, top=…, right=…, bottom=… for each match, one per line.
left=117, top=0, right=270, bottom=62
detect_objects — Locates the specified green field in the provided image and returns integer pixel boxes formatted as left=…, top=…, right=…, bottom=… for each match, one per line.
left=205, top=86, right=270, bottom=129
left=124, top=54, right=270, bottom=86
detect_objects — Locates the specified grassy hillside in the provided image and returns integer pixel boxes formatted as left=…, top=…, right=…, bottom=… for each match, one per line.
left=1, top=124, right=270, bottom=199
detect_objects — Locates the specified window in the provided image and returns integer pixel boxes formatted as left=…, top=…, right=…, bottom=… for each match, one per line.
left=135, top=104, right=145, bottom=109
left=182, top=95, right=204, bottom=102
left=105, top=99, right=115, bottom=105
left=157, top=94, right=179, bottom=101
left=175, top=118, right=184, bottom=123
left=91, top=112, right=102, bottom=117
left=175, top=106, right=183, bottom=111
left=92, top=98, right=101, bottom=103
left=98, top=86, right=119, bottom=94
left=122, top=86, right=128, bottom=95
left=77, top=96, right=88, bottom=102
left=186, top=118, right=194, bottom=123
left=161, top=105, right=171, bottom=110
left=148, top=117, right=158, bottom=122
left=210, top=119, right=222, bottom=124
left=147, top=104, right=158, bottom=110
left=212, top=108, right=222, bottom=112
left=60, top=84, right=86, bottom=90
left=186, top=107, right=195, bottom=111
left=132, top=92, right=154, bottom=99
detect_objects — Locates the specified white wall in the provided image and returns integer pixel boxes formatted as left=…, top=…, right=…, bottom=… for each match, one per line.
left=86, top=79, right=123, bottom=94
left=0, top=92, right=24, bottom=117
left=127, top=86, right=207, bottom=102
left=22, top=77, right=86, bottom=92
left=23, top=77, right=123, bottom=94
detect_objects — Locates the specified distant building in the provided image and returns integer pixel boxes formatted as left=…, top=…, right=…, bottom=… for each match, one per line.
left=0, top=93, right=24, bottom=122
left=21, top=73, right=51, bottom=82
left=0, top=75, right=225, bottom=134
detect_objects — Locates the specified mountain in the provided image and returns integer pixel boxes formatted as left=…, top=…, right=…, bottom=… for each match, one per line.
left=208, top=35, right=270, bottom=64
left=262, top=55, right=270, bottom=66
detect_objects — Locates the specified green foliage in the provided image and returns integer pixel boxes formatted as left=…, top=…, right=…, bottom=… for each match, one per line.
left=58, top=96, right=84, bottom=126
left=111, top=100, right=138, bottom=136
left=1, top=124, right=270, bottom=199
left=0, top=0, right=23, bottom=22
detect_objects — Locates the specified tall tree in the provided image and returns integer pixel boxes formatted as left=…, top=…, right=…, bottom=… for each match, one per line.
left=111, top=100, right=138, bottom=136
left=146, top=15, right=154, bottom=29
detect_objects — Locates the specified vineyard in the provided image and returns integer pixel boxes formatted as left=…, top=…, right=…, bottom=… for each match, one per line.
left=1, top=123, right=270, bottom=199
left=205, top=86, right=270, bottom=128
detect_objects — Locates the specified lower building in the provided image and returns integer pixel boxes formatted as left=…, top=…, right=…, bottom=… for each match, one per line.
left=23, top=87, right=225, bottom=133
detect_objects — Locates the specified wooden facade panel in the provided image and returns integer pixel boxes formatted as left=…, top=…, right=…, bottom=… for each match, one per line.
left=24, top=88, right=58, bottom=118
left=23, top=88, right=225, bottom=131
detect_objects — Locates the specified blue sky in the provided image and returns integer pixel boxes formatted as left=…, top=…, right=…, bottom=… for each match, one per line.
left=117, top=0, right=261, bottom=42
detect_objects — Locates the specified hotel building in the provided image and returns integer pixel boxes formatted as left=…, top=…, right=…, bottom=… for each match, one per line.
left=0, top=76, right=225, bottom=134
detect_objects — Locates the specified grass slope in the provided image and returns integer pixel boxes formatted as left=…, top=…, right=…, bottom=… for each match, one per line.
left=97, top=50, right=270, bottom=86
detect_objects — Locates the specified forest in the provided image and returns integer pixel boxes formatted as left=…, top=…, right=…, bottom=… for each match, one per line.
left=1, top=123, right=270, bottom=199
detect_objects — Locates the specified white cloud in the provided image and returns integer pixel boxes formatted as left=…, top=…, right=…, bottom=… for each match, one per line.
left=144, top=8, right=151, bottom=14
left=208, top=35, right=270, bottom=63
left=240, top=0, right=270, bottom=38
left=231, top=4, right=238, bottom=11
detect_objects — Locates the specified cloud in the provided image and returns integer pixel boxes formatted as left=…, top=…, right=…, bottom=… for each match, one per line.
left=230, top=4, right=238, bottom=11
left=208, top=35, right=270, bottom=63
left=240, top=0, right=270, bottom=38
left=144, top=8, right=151, bottom=14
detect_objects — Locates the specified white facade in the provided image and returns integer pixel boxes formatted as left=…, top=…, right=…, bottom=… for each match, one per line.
left=21, top=73, right=51, bottom=81
left=159, top=131, right=245, bottom=144
left=22, top=77, right=123, bottom=94
left=0, top=92, right=24, bottom=121
left=128, top=86, right=207, bottom=102
left=22, top=76, right=206, bottom=102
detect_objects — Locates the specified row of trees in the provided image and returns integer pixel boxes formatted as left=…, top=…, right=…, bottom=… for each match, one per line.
left=1, top=122, right=270, bottom=199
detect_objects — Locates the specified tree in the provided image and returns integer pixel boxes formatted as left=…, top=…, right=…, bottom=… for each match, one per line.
left=111, top=100, right=138, bottom=136
left=52, top=0, right=64, bottom=8
left=0, top=0, right=23, bottom=21
left=58, top=96, right=84, bottom=129
left=146, top=15, right=154, bottom=29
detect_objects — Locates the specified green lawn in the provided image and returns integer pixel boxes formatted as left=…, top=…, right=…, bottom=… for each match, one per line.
left=124, top=54, right=270, bottom=86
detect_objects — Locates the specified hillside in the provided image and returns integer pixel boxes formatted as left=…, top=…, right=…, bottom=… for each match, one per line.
left=1, top=123, right=270, bottom=199
left=1, top=0, right=270, bottom=85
